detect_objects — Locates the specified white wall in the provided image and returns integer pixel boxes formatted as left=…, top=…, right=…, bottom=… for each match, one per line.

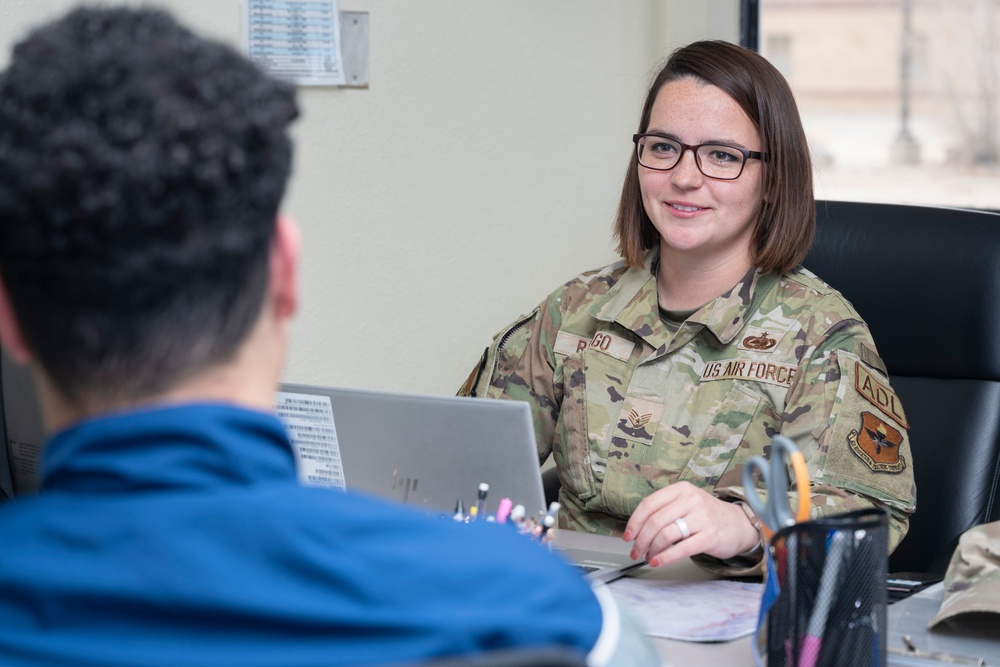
left=0, top=1, right=737, bottom=396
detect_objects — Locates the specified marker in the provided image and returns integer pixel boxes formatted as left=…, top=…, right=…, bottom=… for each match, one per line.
left=474, top=482, right=489, bottom=521
left=539, top=513, right=556, bottom=540
left=510, top=504, right=526, bottom=532
left=798, top=531, right=848, bottom=667
left=496, top=497, right=513, bottom=524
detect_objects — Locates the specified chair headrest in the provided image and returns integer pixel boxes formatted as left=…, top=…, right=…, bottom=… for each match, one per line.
left=806, top=200, right=1000, bottom=380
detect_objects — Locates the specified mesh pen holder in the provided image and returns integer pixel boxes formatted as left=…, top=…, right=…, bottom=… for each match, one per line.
left=762, top=508, right=888, bottom=667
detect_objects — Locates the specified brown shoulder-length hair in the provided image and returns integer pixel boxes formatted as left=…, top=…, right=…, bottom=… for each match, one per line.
left=614, top=40, right=814, bottom=275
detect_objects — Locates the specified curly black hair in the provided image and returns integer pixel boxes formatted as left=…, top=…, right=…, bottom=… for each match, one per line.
left=0, top=7, right=299, bottom=403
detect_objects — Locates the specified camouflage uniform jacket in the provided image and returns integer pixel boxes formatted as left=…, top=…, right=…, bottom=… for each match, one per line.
left=461, top=250, right=916, bottom=569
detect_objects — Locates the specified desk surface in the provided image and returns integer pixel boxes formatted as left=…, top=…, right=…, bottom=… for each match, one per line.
left=552, top=531, right=1000, bottom=667
left=629, top=566, right=754, bottom=666
left=887, top=583, right=1000, bottom=664
left=550, top=530, right=754, bottom=667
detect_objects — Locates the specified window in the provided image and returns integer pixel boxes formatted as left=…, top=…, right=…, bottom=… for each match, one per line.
left=765, top=34, right=792, bottom=79
left=758, top=0, right=1000, bottom=211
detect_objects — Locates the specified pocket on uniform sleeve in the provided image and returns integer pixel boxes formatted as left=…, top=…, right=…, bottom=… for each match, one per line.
left=822, top=352, right=915, bottom=509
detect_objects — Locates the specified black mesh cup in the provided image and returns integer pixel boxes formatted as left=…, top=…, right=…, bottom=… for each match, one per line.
left=764, top=508, right=888, bottom=667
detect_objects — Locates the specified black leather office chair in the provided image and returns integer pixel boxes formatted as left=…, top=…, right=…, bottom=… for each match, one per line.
left=395, top=646, right=587, bottom=667
left=806, top=200, right=1000, bottom=574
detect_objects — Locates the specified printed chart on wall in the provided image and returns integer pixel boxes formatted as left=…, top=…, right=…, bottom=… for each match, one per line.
left=275, top=391, right=346, bottom=490
left=241, top=0, right=346, bottom=86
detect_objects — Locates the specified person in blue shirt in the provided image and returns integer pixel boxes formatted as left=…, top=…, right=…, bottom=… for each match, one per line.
left=0, top=8, right=657, bottom=667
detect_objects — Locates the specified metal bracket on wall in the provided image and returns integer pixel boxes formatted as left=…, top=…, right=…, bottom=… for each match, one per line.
left=340, top=11, right=369, bottom=88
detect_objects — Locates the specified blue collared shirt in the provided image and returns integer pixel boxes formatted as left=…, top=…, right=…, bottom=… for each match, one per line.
left=0, top=403, right=601, bottom=666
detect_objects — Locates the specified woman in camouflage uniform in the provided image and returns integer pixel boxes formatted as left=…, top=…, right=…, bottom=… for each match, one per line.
left=461, top=40, right=915, bottom=575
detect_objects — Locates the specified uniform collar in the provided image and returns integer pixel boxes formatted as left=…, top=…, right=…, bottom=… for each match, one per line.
left=589, top=247, right=780, bottom=353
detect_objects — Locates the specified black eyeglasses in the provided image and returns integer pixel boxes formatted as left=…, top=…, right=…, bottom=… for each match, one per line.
left=633, top=133, right=767, bottom=180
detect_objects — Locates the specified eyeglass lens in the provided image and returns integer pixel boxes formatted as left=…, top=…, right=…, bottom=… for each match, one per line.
left=636, top=136, right=746, bottom=180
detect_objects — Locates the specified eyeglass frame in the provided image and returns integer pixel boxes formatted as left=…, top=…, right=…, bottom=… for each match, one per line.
left=632, top=133, right=768, bottom=181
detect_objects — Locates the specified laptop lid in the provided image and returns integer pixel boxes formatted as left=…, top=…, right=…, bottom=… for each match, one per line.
left=275, top=383, right=643, bottom=583
left=0, top=350, right=44, bottom=499
left=276, top=383, right=547, bottom=517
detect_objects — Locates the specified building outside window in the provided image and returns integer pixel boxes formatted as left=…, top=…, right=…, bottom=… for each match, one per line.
left=759, top=0, right=1000, bottom=211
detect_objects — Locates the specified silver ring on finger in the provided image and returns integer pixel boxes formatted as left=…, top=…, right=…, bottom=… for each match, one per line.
left=673, top=517, right=691, bottom=540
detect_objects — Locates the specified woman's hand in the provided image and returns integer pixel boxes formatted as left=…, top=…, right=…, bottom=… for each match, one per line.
left=622, top=481, right=760, bottom=567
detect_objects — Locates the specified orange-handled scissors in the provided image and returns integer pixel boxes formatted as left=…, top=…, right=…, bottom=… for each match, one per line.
left=742, top=435, right=811, bottom=540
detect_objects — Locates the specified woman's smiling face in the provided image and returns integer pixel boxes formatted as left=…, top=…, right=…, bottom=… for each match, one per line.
left=638, top=76, right=765, bottom=267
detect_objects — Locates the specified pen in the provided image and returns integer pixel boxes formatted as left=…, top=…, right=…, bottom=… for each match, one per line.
left=798, top=530, right=847, bottom=667
left=510, top=504, right=526, bottom=533
left=539, top=513, right=555, bottom=540
left=474, top=482, right=489, bottom=521
left=452, top=499, right=465, bottom=522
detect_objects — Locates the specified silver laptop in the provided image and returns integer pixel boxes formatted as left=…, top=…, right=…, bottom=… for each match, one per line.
left=275, top=383, right=642, bottom=583
left=549, top=529, right=645, bottom=584
left=276, top=383, right=548, bottom=516
left=0, top=350, right=45, bottom=498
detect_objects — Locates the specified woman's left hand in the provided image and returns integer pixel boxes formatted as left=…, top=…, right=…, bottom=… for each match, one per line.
left=622, top=481, right=760, bottom=567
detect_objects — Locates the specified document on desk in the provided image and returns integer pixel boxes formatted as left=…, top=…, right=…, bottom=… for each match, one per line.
left=607, top=578, right=763, bottom=642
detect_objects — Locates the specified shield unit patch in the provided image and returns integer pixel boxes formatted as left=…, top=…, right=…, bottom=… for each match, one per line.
left=848, top=412, right=906, bottom=473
